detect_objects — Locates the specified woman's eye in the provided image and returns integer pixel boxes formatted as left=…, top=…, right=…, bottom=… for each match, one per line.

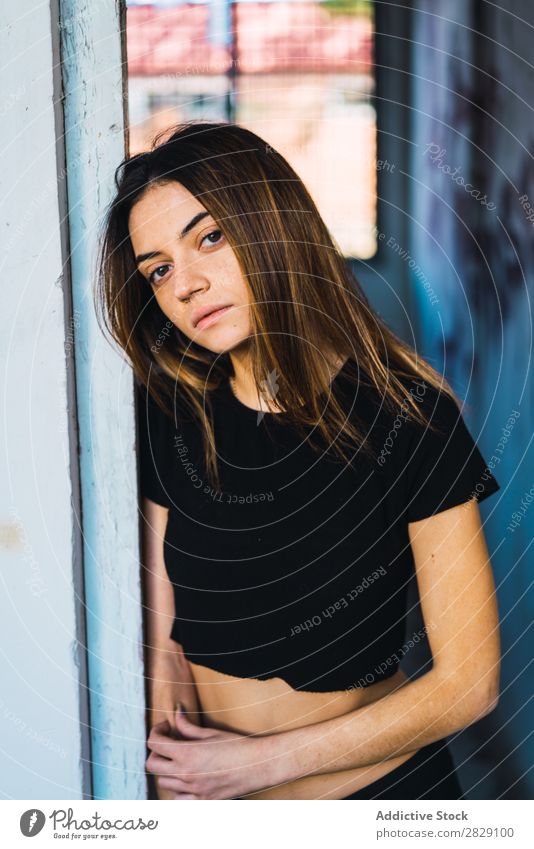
left=145, top=231, right=222, bottom=284
left=200, top=229, right=224, bottom=248
left=147, top=265, right=170, bottom=285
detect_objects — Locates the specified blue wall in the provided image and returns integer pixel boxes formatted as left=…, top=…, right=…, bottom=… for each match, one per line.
left=409, top=0, right=534, bottom=798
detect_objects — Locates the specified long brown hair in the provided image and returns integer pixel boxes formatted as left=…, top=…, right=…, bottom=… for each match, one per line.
left=95, top=120, right=457, bottom=490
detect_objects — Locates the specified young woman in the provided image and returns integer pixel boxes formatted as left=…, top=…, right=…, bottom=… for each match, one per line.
left=95, top=121, right=501, bottom=800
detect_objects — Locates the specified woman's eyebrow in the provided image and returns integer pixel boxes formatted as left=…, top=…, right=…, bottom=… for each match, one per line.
left=135, top=210, right=211, bottom=265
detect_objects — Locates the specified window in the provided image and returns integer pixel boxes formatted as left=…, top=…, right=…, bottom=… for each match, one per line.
left=126, top=0, right=377, bottom=258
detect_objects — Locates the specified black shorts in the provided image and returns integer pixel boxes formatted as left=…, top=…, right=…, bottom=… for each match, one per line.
left=342, top=738, right=462, bottom=799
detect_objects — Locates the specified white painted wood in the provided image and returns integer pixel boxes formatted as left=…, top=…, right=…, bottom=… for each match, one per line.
left=58, top=0, right=148, bottom=799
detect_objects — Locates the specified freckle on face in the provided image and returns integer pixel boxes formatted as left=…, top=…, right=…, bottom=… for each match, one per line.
left=129, top=182, right=253, bottom=356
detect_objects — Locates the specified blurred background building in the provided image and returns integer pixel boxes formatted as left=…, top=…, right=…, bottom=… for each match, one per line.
left=127, top=0, right=376, bottom=258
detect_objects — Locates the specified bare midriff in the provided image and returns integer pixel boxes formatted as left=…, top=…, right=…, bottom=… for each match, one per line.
left=188, top=661, right=419, bottom=799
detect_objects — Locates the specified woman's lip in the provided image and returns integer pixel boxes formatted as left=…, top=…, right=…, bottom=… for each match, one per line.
left=195, top=305, right=233, bottom=330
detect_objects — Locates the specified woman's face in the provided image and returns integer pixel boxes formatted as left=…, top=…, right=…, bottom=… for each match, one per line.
left=128, top=181, right=252, bottom=355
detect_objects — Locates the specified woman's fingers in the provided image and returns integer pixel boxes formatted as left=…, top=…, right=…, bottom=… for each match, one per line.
left=148, top=707, right=175, bottom=733
left=147, top=751, right=188, bottom=776
left=159, top=775, right=196, bottom=794
left=155, top=781, right=175, bottom=801
left=164, top=711, right=179, bottom=730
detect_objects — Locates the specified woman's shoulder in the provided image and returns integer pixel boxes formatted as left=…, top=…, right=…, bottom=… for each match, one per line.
left=341, top=367, right=461, bottom=432
left=135, top=378, right=205, bottom=507
left=135, top=378, right=205, bottom=468
left=135, top=379, right=200, bottom=427
left=358, top=373, right=501, bottom=522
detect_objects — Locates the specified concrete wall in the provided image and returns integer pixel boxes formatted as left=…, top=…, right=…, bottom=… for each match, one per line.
left=0, top=0, right=90, bottom=798
left=0, top=0, right=146, bottom=800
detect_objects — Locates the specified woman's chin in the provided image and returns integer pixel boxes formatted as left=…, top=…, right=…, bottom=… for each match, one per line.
left=193, top=330, right=251, bottom=356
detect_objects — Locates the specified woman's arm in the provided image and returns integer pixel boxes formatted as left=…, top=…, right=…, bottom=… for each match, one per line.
left=260, top=498, right=501, bottom=786
left=145, top=498, right=500, bottom=800
left=141, top=496, right=202, bottom=729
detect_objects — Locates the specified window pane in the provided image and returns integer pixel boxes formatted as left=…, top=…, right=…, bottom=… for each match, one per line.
left=126, top=0, right=376, bottom=258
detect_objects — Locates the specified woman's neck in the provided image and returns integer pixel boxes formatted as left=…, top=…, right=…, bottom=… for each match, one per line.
left=227, top=350, right=348, bottom=414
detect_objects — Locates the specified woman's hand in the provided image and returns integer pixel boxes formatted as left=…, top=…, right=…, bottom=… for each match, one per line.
left=146, top=654, right=203, bottom=800
left=146, top=706, right=272, bottom=800
left=147, top=654, right=202, bottom=730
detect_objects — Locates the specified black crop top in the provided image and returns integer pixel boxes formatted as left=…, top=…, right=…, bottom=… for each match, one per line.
left=137, top=360, right=500, bottom=692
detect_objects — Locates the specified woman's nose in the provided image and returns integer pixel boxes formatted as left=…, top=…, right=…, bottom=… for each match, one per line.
left=171, top=263, right=209, bottom=301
